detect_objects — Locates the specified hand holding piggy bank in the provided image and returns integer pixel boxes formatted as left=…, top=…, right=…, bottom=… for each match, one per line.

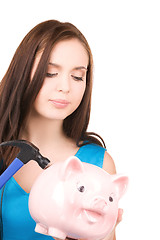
left=29, top=156, right=128, bottom=240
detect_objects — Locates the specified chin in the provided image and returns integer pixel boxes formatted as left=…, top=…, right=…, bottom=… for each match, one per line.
left=41, top=112, right=69, bottom=121
left=33, top=106, right=76, bottom=122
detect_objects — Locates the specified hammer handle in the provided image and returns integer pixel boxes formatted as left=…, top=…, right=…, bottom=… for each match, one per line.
left=0, top=158, right=24, bottom=189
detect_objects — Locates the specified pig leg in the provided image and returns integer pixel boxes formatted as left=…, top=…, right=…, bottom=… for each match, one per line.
left=35, top=223, right=48, bottom=235
left=48, top=227, right=66, bottom=239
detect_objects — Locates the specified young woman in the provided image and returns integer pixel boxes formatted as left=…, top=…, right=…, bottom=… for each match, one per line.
left=0, top=20, right=122, bottom=240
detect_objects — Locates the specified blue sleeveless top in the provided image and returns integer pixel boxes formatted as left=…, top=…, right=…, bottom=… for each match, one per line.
left=0, top=143, right=106, bottom=240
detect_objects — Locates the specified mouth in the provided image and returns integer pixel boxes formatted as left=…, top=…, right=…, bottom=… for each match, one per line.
left=82, top=209, right=103, bottom=223
left=49, top=99, right=70, bottom=108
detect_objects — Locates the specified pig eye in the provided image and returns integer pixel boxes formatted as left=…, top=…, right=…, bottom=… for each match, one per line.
left=77, top=182, right=85, bottom=193
left=109, top=196, right=113, bottom=202
left=78, top=186, right=85, bottom=192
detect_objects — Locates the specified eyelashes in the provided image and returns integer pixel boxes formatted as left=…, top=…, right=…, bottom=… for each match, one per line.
left=71, top=75, right=83, bottom=81
left=46, top=73, right=83, bottom=81
left=46, top=73, right=58, bottom=77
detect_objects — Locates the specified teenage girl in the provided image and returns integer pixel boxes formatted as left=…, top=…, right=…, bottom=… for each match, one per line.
left=0, top=20, right=123, bottom=240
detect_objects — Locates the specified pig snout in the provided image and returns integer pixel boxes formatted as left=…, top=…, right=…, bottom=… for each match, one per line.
left=90, top=197, right=108, bottom=214
left=81, top=197, right=108, bottom=224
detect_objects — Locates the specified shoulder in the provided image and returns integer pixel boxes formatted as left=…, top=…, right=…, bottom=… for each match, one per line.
left=76, top=143, right=106, bottom=168
left=77, top=143, right=116, bottom=174
left=102, top=151, right=116, bottom=175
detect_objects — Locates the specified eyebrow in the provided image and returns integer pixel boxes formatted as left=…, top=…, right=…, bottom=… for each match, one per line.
left=48, top=62, right=88, bottom=71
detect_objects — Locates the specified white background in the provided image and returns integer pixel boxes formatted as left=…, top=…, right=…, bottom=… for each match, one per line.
left=0, top=1, right=160, bottom=239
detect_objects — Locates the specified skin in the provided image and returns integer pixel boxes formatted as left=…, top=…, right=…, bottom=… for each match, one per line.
left=14, top=38, right=122, bottom=240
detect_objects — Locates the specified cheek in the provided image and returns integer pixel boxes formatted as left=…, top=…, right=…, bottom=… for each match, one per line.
left=35, top=79, right=51, bottom=102
left=72, top=83, right=86, bottom=104
left=34, top=90, right=45, bottom=107
left=33, top=84, right=49, bottom=112
left=33, top=94, right=43, bottom=114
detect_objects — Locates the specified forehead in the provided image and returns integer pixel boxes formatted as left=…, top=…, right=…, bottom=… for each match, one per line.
left=49, top=38, right=89, bottom=69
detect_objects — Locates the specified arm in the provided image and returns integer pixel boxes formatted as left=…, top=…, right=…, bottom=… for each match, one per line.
left=102, top=151, right=123, bottom=240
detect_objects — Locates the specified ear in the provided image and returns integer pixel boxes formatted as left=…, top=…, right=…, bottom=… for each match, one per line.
left=60, top=156, right=84, bottom=181
left=112, top=174, right=129, bottom=199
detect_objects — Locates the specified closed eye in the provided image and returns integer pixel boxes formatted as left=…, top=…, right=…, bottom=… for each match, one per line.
left=46, top=73, right=58, bottom=78
left=71, top=75, right=83, bottom=81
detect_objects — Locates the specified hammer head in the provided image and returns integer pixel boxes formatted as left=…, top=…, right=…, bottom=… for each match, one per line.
left=0, top=140, right=50, bottom=169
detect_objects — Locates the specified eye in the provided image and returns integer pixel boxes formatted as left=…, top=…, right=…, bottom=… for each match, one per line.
left=109, top=196, right=113, bottom=202
left=77, top=182, right=85, bottom=193
left=71, top=75, right=83, bottom=81
left=78, top=185, right=85, bottom=192
left=46, top=73, right=58, bottom=78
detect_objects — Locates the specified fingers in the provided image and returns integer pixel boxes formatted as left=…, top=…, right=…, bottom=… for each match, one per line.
left=116, top=208, right=123, bottom=226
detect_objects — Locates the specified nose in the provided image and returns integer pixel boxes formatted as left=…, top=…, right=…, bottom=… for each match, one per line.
left=56, top=74, right=70, bottom=93
left=91, top=197, right=108, bottom=213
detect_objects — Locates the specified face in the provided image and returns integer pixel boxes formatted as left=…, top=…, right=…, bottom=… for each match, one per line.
left=31, top=38, right=89, bottom=121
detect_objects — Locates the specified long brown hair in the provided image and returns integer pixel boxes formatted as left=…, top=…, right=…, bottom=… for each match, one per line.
left=0, top=20, right=105, bottom=173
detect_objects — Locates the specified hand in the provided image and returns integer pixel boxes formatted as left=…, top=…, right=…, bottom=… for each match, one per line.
left=116, top=208, right=123, bottom=226
left=103, top=208, right=124, bottom=240
left=54, top=237, right=76, bottom=240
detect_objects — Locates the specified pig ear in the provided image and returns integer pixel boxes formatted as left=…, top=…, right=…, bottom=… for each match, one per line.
left=60, top=156, right=84, bottom=181
left=112, top=175, right=129, bottom=199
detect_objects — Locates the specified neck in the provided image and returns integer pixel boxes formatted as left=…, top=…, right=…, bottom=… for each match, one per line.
left=19, top=113, right=66, bottom=149
left=19, top=112, right=78, bottom=163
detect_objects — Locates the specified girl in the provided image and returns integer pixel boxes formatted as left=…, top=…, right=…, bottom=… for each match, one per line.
left=0, top=20, right=122, bottom=240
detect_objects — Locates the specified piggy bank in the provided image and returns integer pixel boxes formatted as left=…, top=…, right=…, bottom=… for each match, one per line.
left=29, top=156, right=128, bottom=240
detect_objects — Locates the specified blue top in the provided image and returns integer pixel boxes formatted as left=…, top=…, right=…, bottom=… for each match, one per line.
left=0, top=143, right=106, bottom=240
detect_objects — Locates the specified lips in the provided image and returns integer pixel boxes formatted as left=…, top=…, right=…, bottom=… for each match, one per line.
left=49, top=99, right=70, bottom=109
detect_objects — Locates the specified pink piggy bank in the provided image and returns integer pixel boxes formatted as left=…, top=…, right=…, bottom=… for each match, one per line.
left=29, top=156, right=128, bottom=240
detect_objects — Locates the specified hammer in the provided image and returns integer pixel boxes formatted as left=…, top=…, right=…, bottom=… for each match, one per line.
left=0, top=140, right=50, bottom=189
